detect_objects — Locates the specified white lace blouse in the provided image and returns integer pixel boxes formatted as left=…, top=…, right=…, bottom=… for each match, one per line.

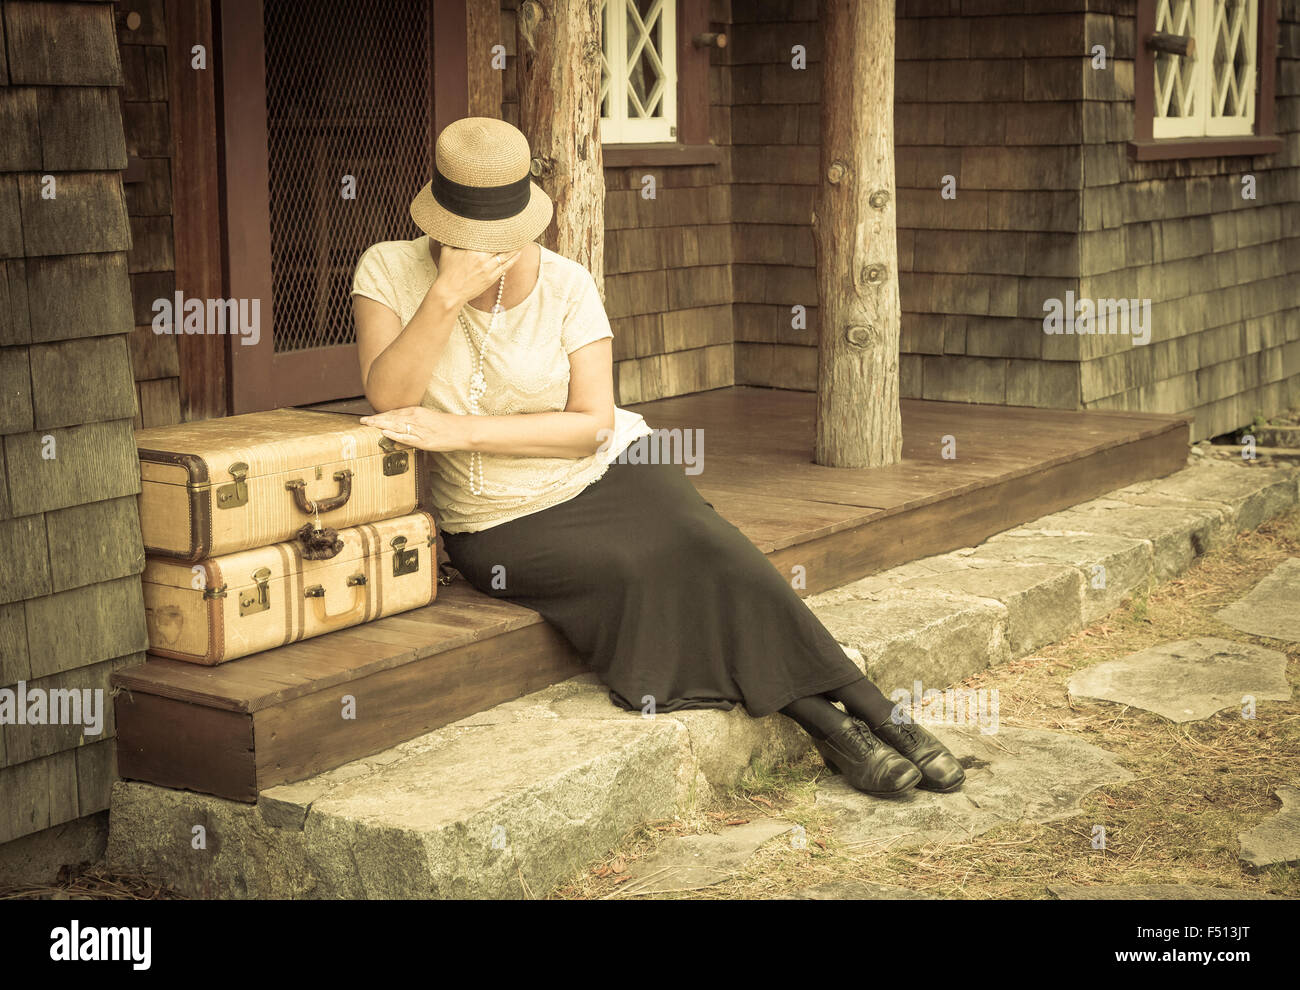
left=350, top=235, right=653, bottom=533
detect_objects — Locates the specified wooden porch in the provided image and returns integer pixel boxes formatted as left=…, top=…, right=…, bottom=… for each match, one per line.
left=113, top=387, right=1190, bottom=801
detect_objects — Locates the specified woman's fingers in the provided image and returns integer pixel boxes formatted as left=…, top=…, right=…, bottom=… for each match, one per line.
left=360, top=409, right=419, bottom=431
left=434, top=244, right=528, bottom=301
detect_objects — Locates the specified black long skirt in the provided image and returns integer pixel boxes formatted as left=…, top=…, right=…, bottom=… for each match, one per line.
left=439, top=440, right=865, bottom=717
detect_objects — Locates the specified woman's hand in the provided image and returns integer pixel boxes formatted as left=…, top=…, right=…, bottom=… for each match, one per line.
left=432, top=244, right=523, bottom=309
left=360, top=406, right=471, bottom=452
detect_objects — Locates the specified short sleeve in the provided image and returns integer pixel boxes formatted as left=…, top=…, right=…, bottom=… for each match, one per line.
left=561, top=267, right=614, bottom=355
left=351, top=243, right=400, bottom=314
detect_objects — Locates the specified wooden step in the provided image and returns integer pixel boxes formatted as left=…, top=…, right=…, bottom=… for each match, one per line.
left=113, top=387, right=1192, bottom=802
left=115, top=581, right=584, bottom=801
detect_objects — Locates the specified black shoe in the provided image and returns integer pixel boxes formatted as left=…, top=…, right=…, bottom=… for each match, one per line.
left=872, top=718, right=966, bottom=793
left=813, top=717, right=922, bottom=797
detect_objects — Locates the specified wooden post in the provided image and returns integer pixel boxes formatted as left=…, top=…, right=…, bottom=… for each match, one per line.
left=514, top=0, right=605, bottom=291
left=813, top=0, right=902, bottom=468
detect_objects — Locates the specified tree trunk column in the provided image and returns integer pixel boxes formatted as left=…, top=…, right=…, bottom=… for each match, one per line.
left=813, top=0, right=902, bottom=468
left=515, top=0, right=606, bottom=293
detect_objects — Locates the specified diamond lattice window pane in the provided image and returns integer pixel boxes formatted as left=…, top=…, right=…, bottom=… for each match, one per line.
left=263, top=0, right=431, bottom=354
left=626, top=0, right=666, bottom=118
left=1154, top=0, right=1197, bottom=118
left=1212, top=0, right=1251, bottom=117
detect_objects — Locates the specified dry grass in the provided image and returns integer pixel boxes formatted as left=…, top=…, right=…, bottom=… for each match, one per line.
left=553, top=505, right=1300, bottom=900
left=0, top=863, right=183, bottom=900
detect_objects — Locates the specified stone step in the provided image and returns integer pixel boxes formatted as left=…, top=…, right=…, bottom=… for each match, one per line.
left=1250, top=424, right=1300, bottom=448
left=107, top=460, right=1300, bottom=898
left=108, top=676, right=813, bottom=898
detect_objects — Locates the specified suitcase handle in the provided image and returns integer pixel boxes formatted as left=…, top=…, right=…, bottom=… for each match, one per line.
left=286, top=469, right=354, bottom=514
left=304, top=574, right=368, bottom=626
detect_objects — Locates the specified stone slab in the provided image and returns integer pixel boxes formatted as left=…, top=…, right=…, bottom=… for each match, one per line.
left=620, top=818, right=793, bottom=893
left=1022, top=497, right=1230, bottom=581
left=1114, top=462, right=1298, bottom=533
left=438, top=673, right=816, bottom=798
left=1216, top=558, right=1300, bottom=643
left=110, top=716, right=693, bottom=899
left=969, top=530, right=1154, bottom=624
left=1253, top=425, right=1300, bottom=448
left=807, top=589, right=1010, bottom=698
left=1067, top=637, right=1290, bottom=722
left=815, top=725, right=1133, bottom=852
left=896, top=563, right=1084, bottom=658
left=1238, top=786, right=1300, bottom=873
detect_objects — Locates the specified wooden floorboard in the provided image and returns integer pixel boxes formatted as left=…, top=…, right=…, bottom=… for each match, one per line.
left=116, top=387, right=1191, bottom=799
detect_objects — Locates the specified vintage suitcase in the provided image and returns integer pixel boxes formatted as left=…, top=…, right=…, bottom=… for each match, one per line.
left=135, top=408, right=418, bottom=561
left=142, top=510, right=439, bottom=665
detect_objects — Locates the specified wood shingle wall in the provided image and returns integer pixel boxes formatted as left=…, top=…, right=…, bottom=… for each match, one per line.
left=727, top=0, right=823, bottom=391
left=1080, top=2, right=1300, bottom=439
left=891, top=2, right=1093, bottom=410
left=0, top=0, right=148, bottom=846
left=731, top=1, right=1092, bottom=404
left=499, top=0, right=735, bottom=405
left=734, top=0, right=1300, bottom=439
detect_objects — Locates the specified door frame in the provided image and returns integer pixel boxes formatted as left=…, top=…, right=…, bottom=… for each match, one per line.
left=190, top=0, right=468, bottom=415
left=166, top=0, right=226, bottom=422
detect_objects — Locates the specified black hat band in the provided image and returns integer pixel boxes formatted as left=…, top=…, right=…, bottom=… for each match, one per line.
left=430, top=166, right=531, bottom=221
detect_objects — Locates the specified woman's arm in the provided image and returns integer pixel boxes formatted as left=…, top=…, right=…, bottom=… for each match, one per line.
left=354, top=287, right=459, bottom=411
left=355, top=246, right=523, bottom=411
left=467, top=336, right=617, bottom=455
left=360, top=337, right=618, bottom=458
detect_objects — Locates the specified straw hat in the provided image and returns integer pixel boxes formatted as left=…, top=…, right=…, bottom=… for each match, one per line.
left=409, top=117, right=553, bottom=253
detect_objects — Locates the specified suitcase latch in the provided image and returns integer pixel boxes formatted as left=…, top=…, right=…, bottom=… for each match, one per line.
left=304, top=573, right=367, bottom=599
left=391, top=535, right=419, bottom=577
left=378, top=437, right=410, bottom=476
left=217, top=462, right=249, bottom=510
left=238, top=566, right=272, bottom=616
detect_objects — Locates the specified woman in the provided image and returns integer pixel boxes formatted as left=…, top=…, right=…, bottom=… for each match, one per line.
left=351, top=117, right=963, bottom=798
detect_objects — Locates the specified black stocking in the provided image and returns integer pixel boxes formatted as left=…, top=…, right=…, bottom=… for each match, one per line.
left=824, top=677, right=898, bottom=729
left=779, top=695, right=851, bottom=740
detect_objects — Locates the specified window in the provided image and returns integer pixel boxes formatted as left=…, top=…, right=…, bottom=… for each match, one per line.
left=599, top=0, right=677, bottom=143
left=1132, top=0, right=1281, bottom=159
left=1152, top=0, right=1256, bottom=138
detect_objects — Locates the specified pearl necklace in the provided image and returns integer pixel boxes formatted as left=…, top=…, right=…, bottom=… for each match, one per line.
left=458, top=274, right=507, bottom=497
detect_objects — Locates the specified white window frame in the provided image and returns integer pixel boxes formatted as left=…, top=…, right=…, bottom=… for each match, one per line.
left=599, top=0, right=678, bottom=143
left=1152, top=0, right=1258, bottom=139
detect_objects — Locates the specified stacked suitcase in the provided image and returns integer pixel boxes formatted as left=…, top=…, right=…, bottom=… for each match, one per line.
left=134, top=408, right=438, bottom=665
